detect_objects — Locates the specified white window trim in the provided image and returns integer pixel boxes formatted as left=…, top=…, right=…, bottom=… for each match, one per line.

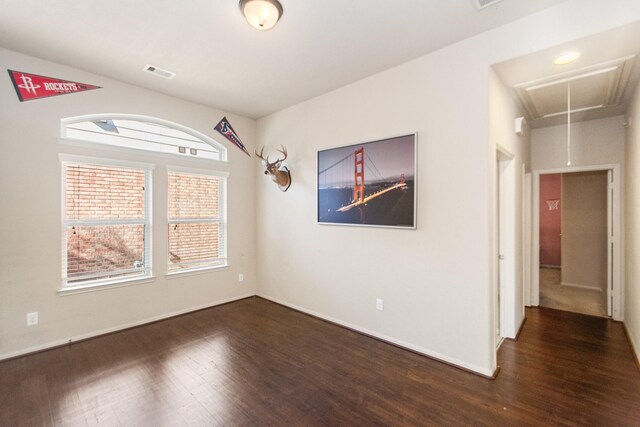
left=58, top=275, right=157, bottom=296
left=59, top=154, right=154, bottom=290
left=58, top=138, right=231, bottom=172
left=58, top=153, right=156, bottom=171
left=166, top=164, right=230, bottom=178
left=167, top=167, right=228, bottom=275
left=165, top=264, right=229, bottom=279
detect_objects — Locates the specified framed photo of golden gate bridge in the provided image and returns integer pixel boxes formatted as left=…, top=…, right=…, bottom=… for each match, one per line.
left=317, top=133, right=417, bottom=229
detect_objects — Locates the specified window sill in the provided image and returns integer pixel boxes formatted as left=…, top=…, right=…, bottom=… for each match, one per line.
left=165, top=265, right=229, bottom=280
left=58, top=276, right=156, bottom=296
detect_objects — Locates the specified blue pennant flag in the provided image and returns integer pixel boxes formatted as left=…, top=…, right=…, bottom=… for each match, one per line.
left=214, top=117, right=250, bottom=157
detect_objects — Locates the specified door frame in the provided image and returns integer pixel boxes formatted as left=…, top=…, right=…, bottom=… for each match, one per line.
left=531, top=164, right=623, bottom=320
left=495, top=146, right=515, bottom=349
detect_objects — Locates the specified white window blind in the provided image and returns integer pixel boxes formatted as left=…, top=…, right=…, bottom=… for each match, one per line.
left=62, top=161, right=152, bottom=286
left=167, top=171, right=226, bottom=272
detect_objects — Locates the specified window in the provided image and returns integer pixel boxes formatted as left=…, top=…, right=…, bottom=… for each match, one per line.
left=61, top=156, right=152, bottom=287
left=62, top=115, right=226, bottom=161
left=167, top=169, right=227, bottom=272
left=59, top=114, right=229, bottom=291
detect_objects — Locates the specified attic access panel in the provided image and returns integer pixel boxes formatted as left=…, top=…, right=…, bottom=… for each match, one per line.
left=513, top=56, right=635, bottom=120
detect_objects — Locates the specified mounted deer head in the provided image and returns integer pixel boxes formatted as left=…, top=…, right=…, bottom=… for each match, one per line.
left=256, top=145, right=292, bottom=192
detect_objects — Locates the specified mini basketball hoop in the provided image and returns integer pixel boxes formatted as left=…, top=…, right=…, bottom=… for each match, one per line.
left=546, top=199, right=560, bottom=211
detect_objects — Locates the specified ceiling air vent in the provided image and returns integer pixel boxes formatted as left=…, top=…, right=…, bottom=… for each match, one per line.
left=143, top=64, right=176, bottom=79
left=471, top=0, right=503, bottom=10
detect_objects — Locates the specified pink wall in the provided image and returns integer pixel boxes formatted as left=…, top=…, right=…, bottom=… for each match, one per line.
left=540, top=174, right=561, bottom=267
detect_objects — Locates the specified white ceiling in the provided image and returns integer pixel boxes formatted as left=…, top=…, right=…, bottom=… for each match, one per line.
left=494, top=21, right=640, bottom=128
left=0, top=0, right=568, bottom=119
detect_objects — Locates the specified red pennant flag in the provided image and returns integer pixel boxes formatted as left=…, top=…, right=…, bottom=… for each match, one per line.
left=8, top=70, right=101, bottom=102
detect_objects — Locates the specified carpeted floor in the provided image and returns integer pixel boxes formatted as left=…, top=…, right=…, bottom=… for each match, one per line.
left=539, top=267, right=607, bottom=317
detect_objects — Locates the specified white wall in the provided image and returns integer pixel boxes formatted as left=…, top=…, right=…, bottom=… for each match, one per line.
left=490, top=70, right=529, bottom=340
left=625, top=78, right=640, bottom=363
left=255, top=1, right=640, bottom=376
left=532, top=116, right=626, bottom=170
left=0, top=48, right=257, bottom=359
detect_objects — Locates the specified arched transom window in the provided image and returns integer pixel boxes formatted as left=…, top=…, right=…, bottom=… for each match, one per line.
left=62, top=115, right=226, bottom=161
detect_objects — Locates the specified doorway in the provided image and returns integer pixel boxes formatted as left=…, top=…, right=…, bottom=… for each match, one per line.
left=532, top=165, right=621, bottom=320
left=538, top=171, right=608, bottom=317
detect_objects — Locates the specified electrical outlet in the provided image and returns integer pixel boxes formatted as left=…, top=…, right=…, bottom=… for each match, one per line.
left=238, top=273, right=244, bottom=282
left=27, top=312, right=38, bottom=326
left=376, top=298, right=384, bottom=311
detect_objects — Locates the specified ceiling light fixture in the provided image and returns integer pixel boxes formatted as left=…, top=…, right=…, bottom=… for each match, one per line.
left=554, top=52, right=581, bottom=66
left=239, top=0, right=283, bottom=31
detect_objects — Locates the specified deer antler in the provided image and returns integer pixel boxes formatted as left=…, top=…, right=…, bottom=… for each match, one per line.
left=276, top=145, right=288, bottom=163
left=255, top=146, right=272, bottom=165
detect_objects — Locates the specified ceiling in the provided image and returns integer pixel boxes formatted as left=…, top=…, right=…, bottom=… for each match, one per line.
left=494, top=21, right=640, bottom=128
left=0, top=0, right=568, bottom=119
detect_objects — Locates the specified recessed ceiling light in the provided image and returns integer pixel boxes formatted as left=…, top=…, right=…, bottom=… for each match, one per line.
left=554, top=52, right=581, bottom=66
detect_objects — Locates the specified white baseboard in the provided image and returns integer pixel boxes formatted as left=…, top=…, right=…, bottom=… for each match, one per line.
left=0, top=293, right=255, bottom=361
left=624, top=322, right=640, bottom=369
left=560, top=281, right=602, bottom=291
left=258, top=294, right=495, bottom=378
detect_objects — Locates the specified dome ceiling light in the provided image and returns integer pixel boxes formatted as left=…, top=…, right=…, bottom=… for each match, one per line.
left=239, top=0, right=283, bottom=31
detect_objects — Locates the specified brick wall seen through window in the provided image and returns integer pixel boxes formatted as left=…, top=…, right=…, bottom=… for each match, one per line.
left=64, top=164, right=148, bottom=284
left=168, top=172, right=225, bottom=271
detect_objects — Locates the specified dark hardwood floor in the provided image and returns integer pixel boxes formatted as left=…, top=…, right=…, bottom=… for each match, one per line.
left=1, top=297, right=639, bottom=426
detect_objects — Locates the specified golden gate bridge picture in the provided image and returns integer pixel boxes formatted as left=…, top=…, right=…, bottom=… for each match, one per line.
left=317, top=134, right=416, bottom=228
